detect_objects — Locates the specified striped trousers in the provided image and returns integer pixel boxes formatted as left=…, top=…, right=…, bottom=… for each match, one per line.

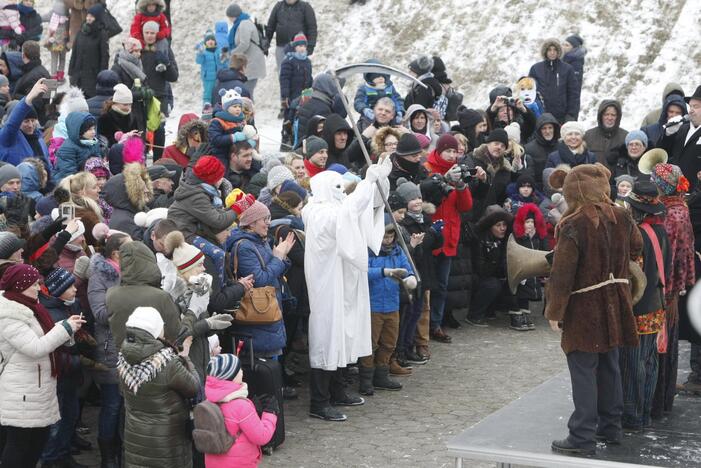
left=620, top=333, right=658, bottom=429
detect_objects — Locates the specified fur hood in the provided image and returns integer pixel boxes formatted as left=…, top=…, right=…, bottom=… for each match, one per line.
left=540, top=38, right=562, bottom=60
left=103, top=163, right=153, bottom=212
left=137, top=0, right=165, bottom=13
left=473, top=144, right=513, bottom=176
left=421, top=201, right=436, bottom=215
left=513, top=203, right=547, bottom=238
left=174, top=116, right=207, bottom=149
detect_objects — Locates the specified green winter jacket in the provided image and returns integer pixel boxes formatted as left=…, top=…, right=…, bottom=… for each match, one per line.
left=120, top=328, right=199, bottom=468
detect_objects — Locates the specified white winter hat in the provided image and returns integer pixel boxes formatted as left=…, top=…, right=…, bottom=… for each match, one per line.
left=266, top=165, right=294, bottom=191
left=58, top=87, right=88, bottom=117
left=134, top=207, right=169, bottom=228
left=164, top=231, right=205, bottom=274
left=560, top=121, right=585, bottom=137
left=504, top=122, right=521, bottom=144
left=125, top=306, right=164, bottom=339
left=69, top=220, right=85, bottom=243
left=112, top=84, right=133, bottom=105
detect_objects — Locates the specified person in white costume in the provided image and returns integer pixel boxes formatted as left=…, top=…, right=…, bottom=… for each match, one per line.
left=302, top=156, right=391, bottom=421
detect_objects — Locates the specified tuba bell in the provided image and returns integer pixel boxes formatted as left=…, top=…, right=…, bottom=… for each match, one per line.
left=638, top=148, right=668, bottom=175
left=507, top=234, right=552, bottom=294
left=507, top=235, right=647, bottom=305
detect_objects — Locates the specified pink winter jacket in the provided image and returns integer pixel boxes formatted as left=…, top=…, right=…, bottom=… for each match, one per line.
left=204, top=376, right=277, bottom=468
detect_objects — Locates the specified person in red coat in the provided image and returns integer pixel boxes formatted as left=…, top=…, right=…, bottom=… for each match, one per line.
left=423, top=133, right=473, bottom=342
left=130, top=0, right=170, bottom=47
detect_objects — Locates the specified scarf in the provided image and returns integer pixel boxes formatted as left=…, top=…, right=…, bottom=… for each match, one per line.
left=393, top=155, right=421, bottom=176
left=406, top=210, right=424, bottom=224
left=117, top=346, right=177, bottom=394
left=201, top=183, right=223, bottom=207
left=304, top=158, right=324, bottom=177
left=3, top=291, right=61, bottom=377
left=227, top=12, right=251, bottom=49
left=426, top=149, right=453, bottom=175
left=214, top=109, right=245, bottom=123
left=292, top=51, right=307, bottom=61
left=117, top=49, right=147, bottom=82
left=106, top=258, right=120, bottom=274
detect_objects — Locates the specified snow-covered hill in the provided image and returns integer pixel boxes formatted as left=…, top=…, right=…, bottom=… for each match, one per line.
left=99, top=0, right=701, bottom=148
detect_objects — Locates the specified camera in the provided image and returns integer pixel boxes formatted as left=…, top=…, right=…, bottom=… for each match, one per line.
left=458, top=164, right=478, bottom=181
left=429, top=174, right=454, bottom=196
left=504, top=97, right=516, bottom=106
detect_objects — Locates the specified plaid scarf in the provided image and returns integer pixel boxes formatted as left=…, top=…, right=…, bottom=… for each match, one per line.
left=117, top=347, right=177, bottom=394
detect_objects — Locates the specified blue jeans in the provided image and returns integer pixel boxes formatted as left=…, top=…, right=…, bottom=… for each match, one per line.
left=41, top=379, right=79, bottom=462
left=98, top=383, right=123, bottom=441
left=429, top=255, right=452, bottom=330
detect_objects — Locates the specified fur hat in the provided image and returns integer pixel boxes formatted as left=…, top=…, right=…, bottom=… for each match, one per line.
left=193, top=156, right=225, bottom=186
left=650, top=163, right=688, bottom=195
left=164, top=231, right=205, bottom=274
left=112, top=84, right=133, bottom=105
left=208, top=353, right=241, bottom=380
left=44, top=267, right=75, bottom=297
left=560, top=121, right=585, bottom=137
left=513, top=203, right=547, bottom=239
left=562, top=163, right=611, bottom=206
left=409, top=55, right=434, bottom=76
left=266, top=165, right=294, bottom=192
left=58, top=87, right=88, bottom=117
left=476, top=204, right=513, bottom=232
left=125, top=307, right=164, bottom=339
left=238, top=200, right=270, bottom=227
left=219, top=88, right=242, bottom=110
left=541, top=38, right=562, bottom=60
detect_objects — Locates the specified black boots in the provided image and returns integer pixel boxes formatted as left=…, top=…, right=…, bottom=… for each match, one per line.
left=98, top=438, right=119, bottom=468
left=358, top=366, right=375, bottom=396
left=373, top=366, right=402, bottom=391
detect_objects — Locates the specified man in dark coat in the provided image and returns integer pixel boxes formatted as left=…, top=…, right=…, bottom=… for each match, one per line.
left=296, top=72, right=347, bottom=142
left=545, top=163, right=643, bottom=455
left=321, top=113, right=353, bottom=167
left=67, top=4, right=109, bottom=98
left=211, top=52, right=251, bottom=109
left=528, top=38, right=580, bottom=123
left=388, top=133, right=428, bottom=190
left=583, top=99, right=628, bottom=168
left=87, top=70, right=121, bottom=117
left=12, top=41, right=49, bottom=120
left=404, top=55, right=442, bottom=110
left=266, top=0, right=318, bottom=69
left=525, top=113, right=560, bottom=191
left=660, top=85, right=701, bottom=191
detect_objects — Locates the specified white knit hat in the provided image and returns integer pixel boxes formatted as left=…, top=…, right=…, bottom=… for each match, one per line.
left=164, top=231, right=204, bottom=274
left=560, top=120, right=585, bottom=137
left=504, top=122, right=521, bottom=144
left=266, top=165, right=294, bottom=191
left=125, top=307, right=164, bottom=339
left=134, top=207, right=169, bottom=228
left=112, top=84, right=133, bottom=105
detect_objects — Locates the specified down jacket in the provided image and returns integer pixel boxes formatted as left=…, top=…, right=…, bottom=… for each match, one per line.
left=120, top=328, right=199, bottom=468
left=53, top=111, right=102, bottom=183
left=204, top=376, right=277, bottom=468
left=0, top=293, right=71, bottom=427
left=527, top=39, right=580, bottom=122
left=87, top=253, right=121, bottom=384
left=583, top=99, right=628, bottom=167
left=368, top=243, right=415, bottom=313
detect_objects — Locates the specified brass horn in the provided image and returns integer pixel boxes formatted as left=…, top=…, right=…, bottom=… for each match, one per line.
left=638, top=148, right=668, bottom=175
left=507, top=234, right=552, bottom=294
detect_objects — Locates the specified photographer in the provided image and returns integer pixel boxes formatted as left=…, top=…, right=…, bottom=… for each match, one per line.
left=486, top=86, right=536, bottom=143
left=422, top=134, right=478, bottom=343
left=465, top=129, right=513, bottom=219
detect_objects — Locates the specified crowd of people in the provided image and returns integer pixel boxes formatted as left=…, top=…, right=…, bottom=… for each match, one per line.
left=0, top=0, right=699, bottom=467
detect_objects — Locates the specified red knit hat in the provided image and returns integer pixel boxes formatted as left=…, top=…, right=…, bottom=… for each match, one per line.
left=291, top=32, right=308, bottom=47
left=435, top=134, right=458, bottom=155
left=193, top=156, right=225, bottom=185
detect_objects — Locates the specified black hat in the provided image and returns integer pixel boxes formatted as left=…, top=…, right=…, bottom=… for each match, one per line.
left=565, top=34, right=583, bottom=48
left=147, top=165, right=176, bottom=180
left=626, top=180, right=666, bottom=215
left=457, top=108, right=483, bottom=129
left=431, top=56, right=452, bottom=84
left=0, top=232, right=25, bottom=260
left=486, top=129, right=508, bottom=146
left=388, top=192, right=405, bottom=211
left=476, top=204, right=513, bottom=232
left=684, top=85, right=701, bottom=103
left=516, top=174, right=536, bottom=188
left=394, top=133, right=422, bottom=157
left=488, top=85, right=512, bottom=105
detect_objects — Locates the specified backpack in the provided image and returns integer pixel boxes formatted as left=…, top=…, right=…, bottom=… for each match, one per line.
left=192, top=400, right=237, bottom=454
left=444, top=87, right=464, bottom=121
left=253, top=19, right=270, bottom=56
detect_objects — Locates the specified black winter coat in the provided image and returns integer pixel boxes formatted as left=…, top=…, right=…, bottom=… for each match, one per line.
left=528, top=59, right=580, bottom=122
left=12, top=59, right=49, bottom=121
left=524, top=113, right=560, bottom=191
left=404, top=76, right=442, bottom=110
left=140, top=46, right=178, bottom=116
left=321, top=113, right=353, bottom=167
left=211, top=68, right=250, bottom=109
left=607, top=143, right=646, bottom=194
left=474, top=232, right=507, bottom=279
left=446, top=220, right=474, bottom=311
left=661, top=123, right=701, bottom=191
left=68, top=23, right=109, bottom=98
left=400, top=209, right=443, bottom=293
left=279, top=54, right=312, bottom=101
left=98, top=107, right=139, bottom=146
left=388, top=154, right=429, bottom=190
left=18, top=9, right=42, bottom=45
left=296, top=92, right=346, bottom=140
left=266, top=0, right=318, bottom=52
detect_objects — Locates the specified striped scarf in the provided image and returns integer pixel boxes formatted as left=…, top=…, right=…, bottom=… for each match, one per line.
left=117, top=347, right=177, bottom=394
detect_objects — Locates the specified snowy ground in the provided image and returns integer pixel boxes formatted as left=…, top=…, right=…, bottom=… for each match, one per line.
left=39, top=0, right=701, bottom=151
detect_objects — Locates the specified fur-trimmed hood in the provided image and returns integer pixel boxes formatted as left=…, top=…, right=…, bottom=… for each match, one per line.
left=472, top=144, right=513, bottom=176
left=540, top=38, right=562, bottom=60
left=103, top=163, right=153, bottom=212
left=137, top=0, right=165, bottom=13
left=174, top=115, right=207, bottom=149
left=513, top=202, right=547, bottom=238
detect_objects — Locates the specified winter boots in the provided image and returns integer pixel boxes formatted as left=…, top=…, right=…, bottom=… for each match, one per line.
left=522, top=309, right=536, bottom=330
left=358, top=366, right=375, bottom=396
left=373, top=366, right=402, bottom=391
left=509, top=310, right=530, bottom=331
left=98, top=438, right=119, bottom=468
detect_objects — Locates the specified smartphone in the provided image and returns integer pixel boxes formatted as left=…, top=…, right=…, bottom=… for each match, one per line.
left=44, top=79, right=59, bottom=91
left=59, top=204, right=75, bottom=222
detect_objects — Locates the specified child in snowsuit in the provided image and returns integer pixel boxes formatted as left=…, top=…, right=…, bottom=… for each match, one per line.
left=512, top=203, right=549, bottom=330
left=279, top=32, right=312, bottom=119
left=196, top=29, right=225, bottom=108
left=208, top=88, right=248, bottom=167
left=130, top=0, right=170, bottom=47
left=204, top=354, right=278, bottom=468
left=354, top=61, right=404, bottom=129
left=359, top=219, right=417, bottom=396
left=44, top=0, right=69, bottom=80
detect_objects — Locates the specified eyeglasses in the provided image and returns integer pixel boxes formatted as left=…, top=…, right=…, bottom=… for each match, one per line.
left=384, top=141, right=398, bottom=148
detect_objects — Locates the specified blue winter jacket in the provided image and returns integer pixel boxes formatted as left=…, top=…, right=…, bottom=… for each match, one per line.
left=368, top=244, right=415, bottom=313
left=0, top=98, right=49, bottom=167
left=226, top=229, right=290, bottom=355
left=353, top=80, right=405, bottom=120
left=528, top=59, right=580, bottom=121
left=53, top=112, right=101, bottom=183
left=196, top=46, right=225, bottom=82
left=17, top=160, right=43, bottom=200
left=214, top=21, right=229, bottom=51
left=279, top=52, right=312, bottom=101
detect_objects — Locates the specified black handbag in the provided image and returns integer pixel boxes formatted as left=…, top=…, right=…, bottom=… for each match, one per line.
left=102, top=7, right=123, bottom=39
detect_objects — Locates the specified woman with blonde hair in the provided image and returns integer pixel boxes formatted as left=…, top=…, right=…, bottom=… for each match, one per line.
left=284, top=152, right=306, bottom=183
left=59, top=171, right=104, bottom=245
